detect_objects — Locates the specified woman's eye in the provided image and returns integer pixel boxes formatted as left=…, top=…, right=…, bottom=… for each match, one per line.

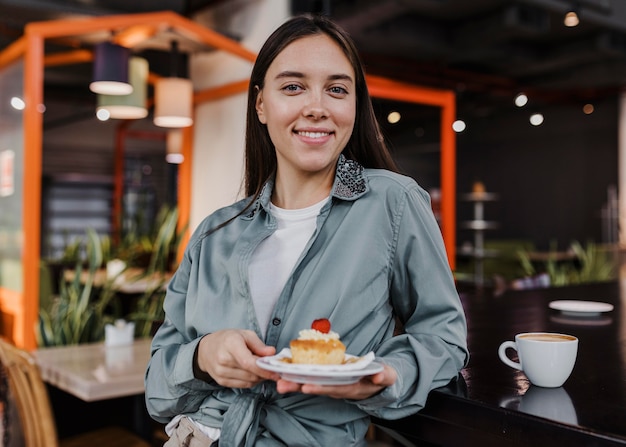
left=329, top=86, right=348, bottom=96
left=282, top=84, right=302, bottom=93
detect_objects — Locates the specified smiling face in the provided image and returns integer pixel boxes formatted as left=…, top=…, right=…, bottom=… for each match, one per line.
left=255, top=33, right=356, bottom=184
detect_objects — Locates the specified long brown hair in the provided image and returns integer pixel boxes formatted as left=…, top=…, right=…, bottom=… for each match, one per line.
left=244, top=14, right=398, bottom=199
left=206, top=15, right=398, bottom=236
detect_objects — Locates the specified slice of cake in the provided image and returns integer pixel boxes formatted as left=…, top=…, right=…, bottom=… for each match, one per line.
left=290, top=318, right=346, bottom=365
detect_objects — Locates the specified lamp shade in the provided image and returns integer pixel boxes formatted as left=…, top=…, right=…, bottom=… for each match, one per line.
left=166, top=129, right=184, bottom=164
left=154, top=77, right=193, bottom=128
left=97, top=57, right=148, bottom=119
left=90, top=42, right=132, bottom=95
left=564, top=11, right=579, bottom=27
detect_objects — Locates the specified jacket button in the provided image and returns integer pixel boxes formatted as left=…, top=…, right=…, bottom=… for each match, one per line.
left=272, top=318, right=281, bottom=326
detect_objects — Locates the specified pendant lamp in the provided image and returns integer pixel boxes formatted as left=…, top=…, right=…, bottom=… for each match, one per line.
left=564, top=2, right=580, bottom=27
left=90, top=42, right=132, bottom=95
left=166, top=129, right=185, bottom=164
left=564, top=10, right=579, bottom=27
left=154, top=41, right=193, bottom=128
left=97, top=57, right=149, bottom=119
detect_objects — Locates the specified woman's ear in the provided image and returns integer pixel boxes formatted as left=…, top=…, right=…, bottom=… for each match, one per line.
left=255, top=86, right=267, bottom=124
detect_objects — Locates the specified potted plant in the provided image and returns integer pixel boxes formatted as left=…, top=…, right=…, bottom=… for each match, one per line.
left=37, top=206, right=186, bottom=345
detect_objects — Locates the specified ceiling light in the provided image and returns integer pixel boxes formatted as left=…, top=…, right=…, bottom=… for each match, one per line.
left=166, top=129, right=185, bottom=164
left=529, top=113, right=544, bottom=126
left=154, top=78, right=193, bottom=128
left=96, top=108, right=110, bottom=121
left=90, top=42, right=133, bottom=95
left=97, top=56, right=148, bottom=119
left=10, top=97, right=25, bottom=110
left=154, top=41, right=193, bottom=128
left=564, top=9, right=579, bottom=27
left=387, top=111, right=401, bottom=124
left=452, top=120, right=466, bottom=132
left=515, top=93, right=528, bottom=107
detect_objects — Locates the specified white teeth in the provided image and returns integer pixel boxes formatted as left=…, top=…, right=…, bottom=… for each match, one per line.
left=298, top=131, right=330, bottom=139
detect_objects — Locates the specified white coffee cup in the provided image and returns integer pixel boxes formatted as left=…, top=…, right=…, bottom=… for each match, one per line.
left=498, top=332, right=578, bottom=388
left=500, top=386, right=578, bottom=424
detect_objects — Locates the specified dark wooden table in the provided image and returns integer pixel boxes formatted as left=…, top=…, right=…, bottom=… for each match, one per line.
left=375, top=280, right=626, bottom=446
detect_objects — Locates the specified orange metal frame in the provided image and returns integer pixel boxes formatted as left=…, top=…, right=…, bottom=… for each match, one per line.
left=0, top=11, right=455, bottom=349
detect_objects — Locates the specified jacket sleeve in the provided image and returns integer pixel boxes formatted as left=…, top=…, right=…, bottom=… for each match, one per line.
left=356, top=184, right=469, bottom=419
left=144, top=233, right=222, bottom=424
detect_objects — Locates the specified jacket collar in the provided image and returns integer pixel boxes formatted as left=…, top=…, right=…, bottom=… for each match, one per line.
left=248, top=155, right=369, bottom=218
left=331, top=154, right=368, bottom=200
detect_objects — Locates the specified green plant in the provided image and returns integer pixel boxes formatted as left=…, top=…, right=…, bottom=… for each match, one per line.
left=56, top=230, right=113, bottom=267
left=115, top=205, right=184, bottom=270
left=127, top=285, right=166, bottom=338
left=147, top=206, right=183, bottom=273
left=38, top=206, right=186, bottom=345
left=518, top=240, right=617, bottom=287
left=126, top=206, right=184, bottom=337
left=38, top=229, right=120, bottom=346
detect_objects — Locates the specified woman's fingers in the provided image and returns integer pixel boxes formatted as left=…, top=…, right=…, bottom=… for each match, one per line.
left=197, top=330, right=278, bottom=387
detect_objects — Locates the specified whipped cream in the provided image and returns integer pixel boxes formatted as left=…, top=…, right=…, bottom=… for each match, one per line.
left=298, top=329, right=340, bottom=341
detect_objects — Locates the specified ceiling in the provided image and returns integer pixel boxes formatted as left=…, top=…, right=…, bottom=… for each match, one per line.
left=1, top=0, right=626, bottom=133
left=328, top=0, right=626, bottom=125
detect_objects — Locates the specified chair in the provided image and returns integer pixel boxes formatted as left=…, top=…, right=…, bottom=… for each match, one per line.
left=0, top=338, right=151, bottom=447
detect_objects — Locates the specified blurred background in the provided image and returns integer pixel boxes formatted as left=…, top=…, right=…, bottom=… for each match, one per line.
left=1, top=0, right=623, bottom=258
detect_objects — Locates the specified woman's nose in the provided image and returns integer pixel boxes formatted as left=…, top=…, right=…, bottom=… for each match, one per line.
left=303, top=92, right=327, bottom=119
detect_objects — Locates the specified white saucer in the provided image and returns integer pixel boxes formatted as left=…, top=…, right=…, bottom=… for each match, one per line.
left=256, top=349, right=383, bottom=385
left=549, top=300, right=614, bottom=317
left=550, top=314, right=613, bottom=326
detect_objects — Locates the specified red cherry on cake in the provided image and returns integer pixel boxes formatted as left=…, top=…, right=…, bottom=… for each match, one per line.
left=311, top=318, right=331, bottom=333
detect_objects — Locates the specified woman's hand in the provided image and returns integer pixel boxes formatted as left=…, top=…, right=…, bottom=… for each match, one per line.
left=195, top=329, right=280, bottom=388
left=275, top=364, right=397, bottom=400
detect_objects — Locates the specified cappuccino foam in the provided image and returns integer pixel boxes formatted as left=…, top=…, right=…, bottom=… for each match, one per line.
left=519, top=333, right=576, bottom=342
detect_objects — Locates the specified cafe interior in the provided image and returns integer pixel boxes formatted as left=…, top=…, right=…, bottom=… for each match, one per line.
left=0, top=0, right=625, bottom=445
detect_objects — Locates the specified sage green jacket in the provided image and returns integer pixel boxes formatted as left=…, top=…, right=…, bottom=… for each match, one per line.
left=145, top=155, right=468, bottom=446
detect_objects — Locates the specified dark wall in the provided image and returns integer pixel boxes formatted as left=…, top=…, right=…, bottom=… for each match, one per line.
left=388, top=96, right=619, bottom=252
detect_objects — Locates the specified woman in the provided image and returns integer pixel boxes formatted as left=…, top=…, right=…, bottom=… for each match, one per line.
left=145, top=14, right=468, bottom=447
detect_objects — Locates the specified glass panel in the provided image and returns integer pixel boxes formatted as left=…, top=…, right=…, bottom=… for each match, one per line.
left=0, top=61, right=24, bottom=291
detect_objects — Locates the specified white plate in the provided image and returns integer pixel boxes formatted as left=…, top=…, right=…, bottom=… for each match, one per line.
left=256, top=349, right=383, bottom=385
left=549, top=300, right=614, bottom=317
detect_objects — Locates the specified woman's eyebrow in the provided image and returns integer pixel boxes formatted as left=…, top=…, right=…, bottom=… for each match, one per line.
left=274, top=71, right=353, bottom=83
left=328, top=73, right=354, bottom=83
left=275, top=70, right=304, bottom=80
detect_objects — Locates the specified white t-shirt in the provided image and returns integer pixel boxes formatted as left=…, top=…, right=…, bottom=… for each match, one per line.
left=249, top=197, right=329, bottom=337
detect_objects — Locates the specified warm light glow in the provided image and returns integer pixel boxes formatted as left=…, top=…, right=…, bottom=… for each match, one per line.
left=515, top=93, right=528, bottom=107
left=90, top=80, right=133, bottom=95
left=10, top=97, right=25, bottom=110
left=452, top=120, right=466, bottom=132
left=166, top=153, right=185, bottom=164
left=530, top=113, right=544, bottom=126
left=583, top=103, right=594, bottom=114
left=154, top=77, right=194, bottom=128
left=166, top=129, right=185, bottom=164
left=113, top=25, right=158, bottom=48
left=564, top=11, right=579, bottom=27
left=387, top=111, right=401, bottom=124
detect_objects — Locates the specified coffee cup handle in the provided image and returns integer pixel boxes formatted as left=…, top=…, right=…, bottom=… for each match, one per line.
left=498, top=341, right=523, bottom=371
